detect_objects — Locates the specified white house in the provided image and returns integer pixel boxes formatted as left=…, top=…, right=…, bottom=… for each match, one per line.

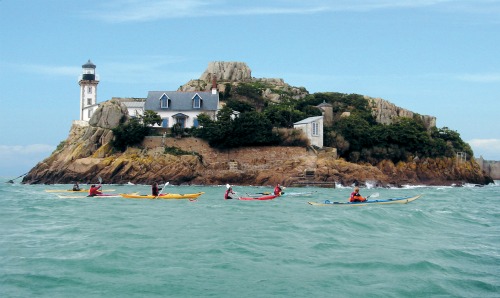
left=144, top=89, right=219, bottom=128
left=294, top=116, right=324, bottom=148
left=117, top=98, right=145, bottom=117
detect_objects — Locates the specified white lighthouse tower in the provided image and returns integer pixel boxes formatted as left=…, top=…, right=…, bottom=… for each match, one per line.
left=79, top=60, right=100, bottom=121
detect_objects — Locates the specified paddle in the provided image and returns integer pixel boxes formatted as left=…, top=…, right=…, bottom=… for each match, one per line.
left=154, top=182, right=169, bottom=199
left=5, top=172, right=27, bottom=183
left=98, top=176, right=103, bottom=192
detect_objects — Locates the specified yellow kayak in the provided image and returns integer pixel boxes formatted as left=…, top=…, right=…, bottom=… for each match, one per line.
left=119, top=192, right=205, bottom=199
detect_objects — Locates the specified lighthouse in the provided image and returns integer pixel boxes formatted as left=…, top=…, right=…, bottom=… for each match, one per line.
left=78, top=60, right=100, bottom=121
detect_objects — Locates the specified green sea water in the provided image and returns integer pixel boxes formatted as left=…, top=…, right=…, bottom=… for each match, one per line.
left=1, top=181, right=499, bottom=297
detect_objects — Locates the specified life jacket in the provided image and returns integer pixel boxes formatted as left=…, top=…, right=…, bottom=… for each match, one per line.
left=350, top=193, right=366, bottom=202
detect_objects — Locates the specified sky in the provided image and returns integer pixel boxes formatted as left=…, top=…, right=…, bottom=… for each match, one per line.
left=1, top=0, right=500, bottom=178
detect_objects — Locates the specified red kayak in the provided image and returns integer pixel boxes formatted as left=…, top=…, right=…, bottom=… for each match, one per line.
left=238, top=194, right=279, bottom=201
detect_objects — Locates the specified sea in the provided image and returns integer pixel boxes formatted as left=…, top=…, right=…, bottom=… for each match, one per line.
left=1, top=179, right=499, bottom=298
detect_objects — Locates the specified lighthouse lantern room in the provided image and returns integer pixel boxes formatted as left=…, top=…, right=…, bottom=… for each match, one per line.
left=79, top=59, right=100, bottom=121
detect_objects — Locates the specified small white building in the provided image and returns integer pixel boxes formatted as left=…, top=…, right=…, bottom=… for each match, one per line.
left=113, top=98, right=146, bottom=117
left=294, top=116, right=324, bottom=148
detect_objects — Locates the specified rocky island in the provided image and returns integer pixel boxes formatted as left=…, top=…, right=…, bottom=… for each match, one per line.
left=22, top=62, right=493, bottom=187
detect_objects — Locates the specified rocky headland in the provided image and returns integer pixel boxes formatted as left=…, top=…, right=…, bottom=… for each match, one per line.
left=23, top=100, right=491, bottom=187
left=22, top=62, right=492, bottom=186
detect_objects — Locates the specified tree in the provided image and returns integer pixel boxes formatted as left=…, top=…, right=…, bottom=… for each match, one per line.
left=111, top=118, right=149, bottom=152
left=141, top=110, right=162, bottom=127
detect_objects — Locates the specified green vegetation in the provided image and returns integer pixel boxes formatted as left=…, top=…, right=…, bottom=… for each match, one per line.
left=111, top=118, right=149, bottom=151
left=198, top=89, right=473, bottom=164
left=192, top=107, right=281, bottom=148
left=141, top=110, right=162, bottom=127
left=328, top=107, right=473, bottom=164
left=164, top=146, right=203, bottom=163
left=111, top=111, right=162, bottom=152
left=55, top=141, right=66, bottom=152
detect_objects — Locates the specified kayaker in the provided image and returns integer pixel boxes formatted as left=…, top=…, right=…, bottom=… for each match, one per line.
left=274, top=183, right=283, bottom=196
left=225, top=187, right=235, bottom=200
left=88, top=184, right=102, bottom=197
left=152, top=182, right=162, bottom=196
left=72, top=182, right=80, bottom=191
left=350, top=187, right=366, bottom=202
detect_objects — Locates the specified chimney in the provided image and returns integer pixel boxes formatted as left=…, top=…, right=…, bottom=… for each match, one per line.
left=211, top=74, right=217, bottom=95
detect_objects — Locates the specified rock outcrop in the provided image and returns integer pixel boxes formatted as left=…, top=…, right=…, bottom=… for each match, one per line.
left=367, top=96, right=436, bottom=129
left=201, top=61, right=252, bottom=82
left=178, top=61, right=309, bottom=101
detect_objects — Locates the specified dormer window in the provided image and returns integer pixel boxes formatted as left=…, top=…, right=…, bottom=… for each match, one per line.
left=193, top=94, right=201, bottom=109
left=160, top=94, right=170, bottom=109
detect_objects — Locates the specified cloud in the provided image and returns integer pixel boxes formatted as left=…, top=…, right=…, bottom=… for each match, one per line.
left=468, top=139, right=500, bottom=160
left=5, top=62, right=80, bottom=77
left=84, top=0, right=497, bottom=23
left=0, top=144, right=55, bottom=176
left=2, top=55, right=196, bottom=85
left=100, top=55, right=197, bottom=84
left=0, top=144, right=55, bottom=156
left=455, top=73, right=500, bottom=83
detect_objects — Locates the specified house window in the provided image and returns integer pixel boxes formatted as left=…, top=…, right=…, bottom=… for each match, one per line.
left=162, top=118, right=169, bottom=128
left=312, top=122, right=319, bottom=136
left=87, top=98, right=92, bottom=105
left=193, top=94, right=201, bottom=109
left=88, top=86, right=92, bottom=94
left=193, top=118, right=199, bottom=128
left=160, top=94, right=169, bottom=109
left=88, top=108, right=92, bottom=118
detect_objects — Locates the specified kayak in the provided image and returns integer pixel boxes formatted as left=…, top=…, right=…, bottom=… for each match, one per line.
left=45, top=189, right=116, bottom=193
left=119, top=192, right=205, bottom=199
left=308, top=195, right=422, bottom=206
left=45, top=189, right=89, bottom=193
left=238, top=194, right=279, bottom=201
left=56, top=193, right=121, bottom=199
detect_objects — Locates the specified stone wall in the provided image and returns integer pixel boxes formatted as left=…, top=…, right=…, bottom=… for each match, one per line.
left=142, top=136, right=311, bottom=170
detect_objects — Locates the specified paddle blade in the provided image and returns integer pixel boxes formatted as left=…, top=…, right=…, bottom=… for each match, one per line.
left=226, top=184, right=231, bottom=189
left=367, top=192, right=380, bottom=199
left=98, top=176, right=103, bottom=184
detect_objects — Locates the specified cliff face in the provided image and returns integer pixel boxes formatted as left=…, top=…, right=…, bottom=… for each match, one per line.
left=367, top=96, right=436, bottom=130
left=22, top=99, right=492, bottom=186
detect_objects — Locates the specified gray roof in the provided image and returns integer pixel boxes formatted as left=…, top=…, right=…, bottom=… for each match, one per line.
left=294, top=116, right=323, bottom=125
left=145, top=91, right=219, bottom=111
left=82, top=59, right=96, bottom=68
left=122, top=101, right=145, bottom=108
left=317, top=100, right=332, bottom=107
